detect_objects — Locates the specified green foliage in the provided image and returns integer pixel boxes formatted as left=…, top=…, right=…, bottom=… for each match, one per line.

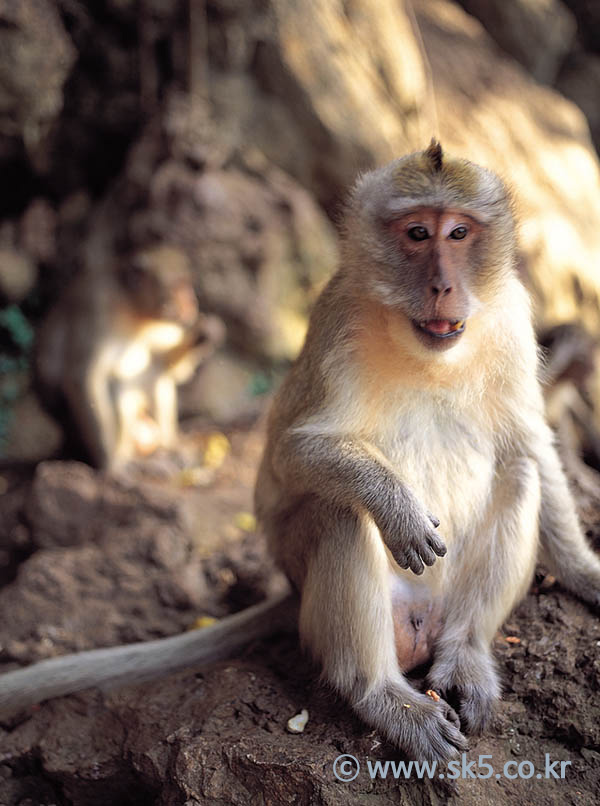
left=249, top=370, right=273, bottom=397
left=0, top=304, right=34, bottom=449
left=0, top=305, right=34, bottom=351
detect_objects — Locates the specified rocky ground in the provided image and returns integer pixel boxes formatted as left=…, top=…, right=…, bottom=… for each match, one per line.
left=0, top=424, right=599, bottom=805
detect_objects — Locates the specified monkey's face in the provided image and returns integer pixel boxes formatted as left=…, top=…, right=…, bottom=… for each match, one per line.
left=383, top=206, right=482, bottom=352
left=346, top=145, right=515, bottom=354
left=121, top=249, right=199, bottom=327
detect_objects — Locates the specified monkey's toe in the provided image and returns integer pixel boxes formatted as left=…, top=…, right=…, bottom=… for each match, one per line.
left=438, top=697, right=460, bottom=729
left=457, top=686, right=496, bottom=735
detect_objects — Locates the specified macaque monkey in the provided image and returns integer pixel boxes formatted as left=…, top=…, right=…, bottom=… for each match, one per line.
left=36, top=244, right=223, bottom=469
left=3, top=144, right=599, bottom=763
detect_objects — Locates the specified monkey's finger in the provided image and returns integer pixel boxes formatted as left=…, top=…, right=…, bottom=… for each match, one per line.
left=428, top=513, right=441, bottom=528
left=427, top=534, right=447, bottom=557
left=407, top=551, right=425, bottom=576
left=391, top=548, right=410, bottom=570
left=438, top=719, right=469, bottom=754
left=425, top=712, right=469, bottom=762
left=419, top=542, right=438, bottom=567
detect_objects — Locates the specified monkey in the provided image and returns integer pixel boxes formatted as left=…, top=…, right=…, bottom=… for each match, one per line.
left=2, top=143, right=599, bottom=763
left=35, top=244, right=224, bottom=470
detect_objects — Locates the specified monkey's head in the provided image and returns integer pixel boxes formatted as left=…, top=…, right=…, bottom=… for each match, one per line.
left=344, top=141, right=516, bottom=353
left=120, top=245, right=199, bottom=326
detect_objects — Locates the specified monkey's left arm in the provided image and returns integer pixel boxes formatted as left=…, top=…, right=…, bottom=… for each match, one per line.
left=161, top=314, right=225, bottom=383
left=526, top=419, right=600, bottom=608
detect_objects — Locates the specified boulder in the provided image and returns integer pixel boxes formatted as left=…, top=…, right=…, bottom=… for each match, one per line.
left=224, top=0, right=600, bottom=334
left=456, top=0, right=576, bottom=83
left=0, top=0, right=75, bottom=171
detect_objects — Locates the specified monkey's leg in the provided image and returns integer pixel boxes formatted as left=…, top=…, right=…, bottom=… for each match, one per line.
left=280, top=499, right=467, bottom=762
left=115, top=387, right=155, bottom=462
left=427, top=457, right=540, bottom=734
left=153, top=373, right=178, bottom=448
left=535, top=438, right=600, bottom=607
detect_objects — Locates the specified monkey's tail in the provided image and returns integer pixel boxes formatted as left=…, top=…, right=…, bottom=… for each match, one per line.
left=0, top=590, right=297, bottom=717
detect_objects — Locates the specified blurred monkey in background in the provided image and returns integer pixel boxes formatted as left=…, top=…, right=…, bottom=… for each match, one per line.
left=36, top=244, right=223, bottom=469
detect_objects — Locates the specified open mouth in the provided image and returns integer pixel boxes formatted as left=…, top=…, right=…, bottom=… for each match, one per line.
left=413, top=319, right=466, bottom=339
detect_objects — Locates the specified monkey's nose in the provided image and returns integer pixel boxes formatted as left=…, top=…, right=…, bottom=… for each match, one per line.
left=430, top=283, right=452, bottom=297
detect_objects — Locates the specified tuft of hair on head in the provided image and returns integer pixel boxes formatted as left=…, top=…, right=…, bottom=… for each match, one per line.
left=425, top=138, right=443, bottom=172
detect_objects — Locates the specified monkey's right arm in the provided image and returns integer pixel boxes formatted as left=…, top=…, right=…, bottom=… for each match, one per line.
left=272, top=431, right=445, bottom=575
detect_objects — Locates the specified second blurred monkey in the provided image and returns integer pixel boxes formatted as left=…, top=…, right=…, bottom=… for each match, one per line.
left=37, top=245, right=223, bottom=469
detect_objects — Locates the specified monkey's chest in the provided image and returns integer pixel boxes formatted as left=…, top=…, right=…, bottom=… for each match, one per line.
left=112, top=342, right=154, bottom=380
left=377, top=403, right=496, bottom=537
left=111, top=322, right=187, bottom=381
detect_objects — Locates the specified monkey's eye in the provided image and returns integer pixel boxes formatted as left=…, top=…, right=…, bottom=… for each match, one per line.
left=449, top=226, right=468, bottom=240
left=407, top=226, right=429, bottom=241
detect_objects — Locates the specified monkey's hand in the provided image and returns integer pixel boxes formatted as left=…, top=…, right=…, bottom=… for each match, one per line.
left=372, top=492, right=446, bottom=575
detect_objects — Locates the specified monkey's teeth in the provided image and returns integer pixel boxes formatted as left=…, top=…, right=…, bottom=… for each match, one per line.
left=423, top=319, right=453, bottom=335
left=417, top=319, right=466, bottom=337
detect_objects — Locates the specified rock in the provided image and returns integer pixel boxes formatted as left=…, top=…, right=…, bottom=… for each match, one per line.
left=210, top=0, right=600, bottom=336
left=0, top=479, right=30, bottom=551
left=77, top=99, right=337, bottom=370
left=240, top=0, right=428, bottom=210
left=19, top=198, right=57, bottom=264
left=556, top=50, right=600, bottom=152
left=562, top=0, right=600, bottom=54
left=415, top=0, right=600, bottom=335
left=1, top=575, right=599, bottom=805
left=0, top=443, right=599, bottom=804
left=0, top=0, right=76, bottom=171
left=26, top=461, right=107, bottom=548
left=1, top=391, right=62, bottom=463
left=456, top=0, right=577, bottom=83
left=25, top=460, right=192, bottom=550
left=23, top=0, right=600, bottom=441
left=178, top=352, right=263, bottom=425
left=0, top=461, right=210, bottom=663
left=0, top=248, right=37, bottom=303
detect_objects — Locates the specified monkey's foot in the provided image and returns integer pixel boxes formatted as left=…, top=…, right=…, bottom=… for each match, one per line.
left=454, top=682, right=497, bottom=735
left=427, top=651, right=500, bottom=735
left=353, top=683, right=468, bottom=763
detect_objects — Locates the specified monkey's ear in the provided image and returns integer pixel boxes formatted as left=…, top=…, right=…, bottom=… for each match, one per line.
left=425, top=139, right=443, bottom=172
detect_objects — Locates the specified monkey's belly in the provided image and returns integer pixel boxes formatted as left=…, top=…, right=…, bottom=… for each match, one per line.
left=391, top=577, right=442, bottom=672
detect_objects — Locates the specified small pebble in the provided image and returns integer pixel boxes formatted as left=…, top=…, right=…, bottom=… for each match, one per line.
left=287, top=709, right=309, bottom=734
left=188, top=616, right=218, bottom=630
